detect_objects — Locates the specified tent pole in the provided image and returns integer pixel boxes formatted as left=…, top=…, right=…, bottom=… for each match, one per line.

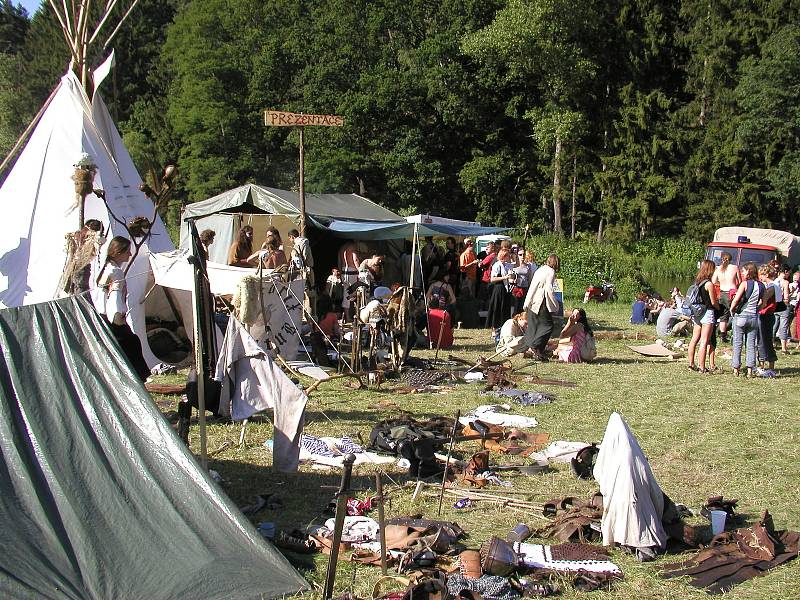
left=189, top=220, right=208, bottom=470
left=410, top=223, right=417, bottom=290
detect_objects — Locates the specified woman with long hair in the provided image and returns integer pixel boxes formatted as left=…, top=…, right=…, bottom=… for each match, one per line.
left=772, top=263, right=791, bottom=355
left=554, top=307, right=595, bottom=363
left=687, top=259, right=720, bottom=373
left=95, top=236, right=150, bottom=381
left=729, top=261, right=764, bottom=377
left=757, top=264, right=778, bottom=371
left=227, top=225, right=254, bottom=267
left=512, top=249, right=537, bottom=313
left=485, top=248, right=516, bottom=343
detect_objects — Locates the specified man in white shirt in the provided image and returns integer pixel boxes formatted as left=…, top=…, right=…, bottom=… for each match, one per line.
left=522, top=254, right=561, bottom=360
left=288, top=228, right=315, bottom=316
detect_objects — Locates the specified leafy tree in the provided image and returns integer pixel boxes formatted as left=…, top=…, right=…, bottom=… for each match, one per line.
left=0, top=0, right=28, bottom=54
left=735, top=24, right=800, bottom=232
left=463, top=0, right=601, bottom=234
left=0, top=0, right=30, bottom=158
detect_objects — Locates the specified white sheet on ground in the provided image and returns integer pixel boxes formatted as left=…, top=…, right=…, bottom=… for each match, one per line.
left=460, top=404, right=538, bottom=428
left=528, top=440, right=593, bottom=464
left=592, top=412, right=667, bottom=550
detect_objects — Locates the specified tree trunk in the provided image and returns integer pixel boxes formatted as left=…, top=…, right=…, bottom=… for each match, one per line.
left=356, top=176, right=366, bottom=196
left=552, top=134, right=563, bottom=234
left=597, top=216, right=604, bottom=243
left=571, top=154, right=577, bottom=239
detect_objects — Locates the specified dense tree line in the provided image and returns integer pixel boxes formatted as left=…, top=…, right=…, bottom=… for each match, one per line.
left=1, top=0, right=799, bottom=241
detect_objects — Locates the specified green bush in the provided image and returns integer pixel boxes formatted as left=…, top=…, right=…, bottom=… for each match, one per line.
left=511, top=233, right=702, bottom=301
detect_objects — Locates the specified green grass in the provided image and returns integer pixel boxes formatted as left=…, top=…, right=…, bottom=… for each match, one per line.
left=150, top=301, right=800, bottom=599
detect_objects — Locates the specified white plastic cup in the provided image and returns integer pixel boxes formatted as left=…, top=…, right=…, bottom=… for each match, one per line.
left=710, top=510, right=727, bottom=535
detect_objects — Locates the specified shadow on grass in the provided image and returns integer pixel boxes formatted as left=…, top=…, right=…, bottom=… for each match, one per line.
left=590, top=356, right=673, bottom=365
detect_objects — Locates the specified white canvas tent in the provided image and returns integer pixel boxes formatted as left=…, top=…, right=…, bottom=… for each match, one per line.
left=0, top=71, right=177, bottom=366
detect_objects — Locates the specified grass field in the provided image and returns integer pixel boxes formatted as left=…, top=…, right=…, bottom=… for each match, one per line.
left=152, top=300, right=800, bottom=599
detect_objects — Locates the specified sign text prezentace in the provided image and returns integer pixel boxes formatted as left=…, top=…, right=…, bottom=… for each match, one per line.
left=264, top=111, right=343, bottom=127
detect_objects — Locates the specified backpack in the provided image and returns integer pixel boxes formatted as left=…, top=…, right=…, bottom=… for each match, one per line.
left=684, top=280, right=708, bottom=319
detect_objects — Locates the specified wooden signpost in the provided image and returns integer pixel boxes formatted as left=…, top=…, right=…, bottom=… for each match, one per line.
left=264, top=110, right=343, bottom=235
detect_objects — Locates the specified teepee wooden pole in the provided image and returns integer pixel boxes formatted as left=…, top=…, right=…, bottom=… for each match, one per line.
left=88, top=0, right=119, bottom=46
left=48, top=1, right=77, bottom=58
left=102, top=0, right=141, bottom=49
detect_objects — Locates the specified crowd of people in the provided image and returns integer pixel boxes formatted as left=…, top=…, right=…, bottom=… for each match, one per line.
left=218, top=227, right=597, bottom=363
left=632, top=252, right=800, bottom=377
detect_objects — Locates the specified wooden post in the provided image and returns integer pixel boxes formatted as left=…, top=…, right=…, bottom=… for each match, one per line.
left=299, top=126, right=306, bottom=236
left=263, top=111, right=342, bottom=237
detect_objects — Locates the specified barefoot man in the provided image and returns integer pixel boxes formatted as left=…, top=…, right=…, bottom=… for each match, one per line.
left=712, top=252, right=740, bottom=343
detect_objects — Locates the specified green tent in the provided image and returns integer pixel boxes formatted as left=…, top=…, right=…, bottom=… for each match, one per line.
left=182, top=183, right=404, bottom=222
left=0, top=295, right=308, bottom=599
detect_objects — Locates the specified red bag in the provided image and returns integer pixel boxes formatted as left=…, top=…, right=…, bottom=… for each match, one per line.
left=511, top=286, right=525, bottom=299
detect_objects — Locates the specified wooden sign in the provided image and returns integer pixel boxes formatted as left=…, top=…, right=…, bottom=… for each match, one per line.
left=264, top=110, right=343, bottom=127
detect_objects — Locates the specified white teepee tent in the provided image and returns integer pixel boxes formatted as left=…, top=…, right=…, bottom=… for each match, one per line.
left=0, top=70, right=176, bottom=366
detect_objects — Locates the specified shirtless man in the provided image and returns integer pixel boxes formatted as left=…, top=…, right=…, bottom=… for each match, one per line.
left=711, top=252, right=740, bottom=343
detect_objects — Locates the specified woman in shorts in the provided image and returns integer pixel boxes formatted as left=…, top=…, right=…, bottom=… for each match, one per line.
left=687, top=260, right=720, bottom=373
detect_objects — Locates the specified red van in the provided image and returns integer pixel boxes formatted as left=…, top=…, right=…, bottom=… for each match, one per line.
left=705, top=227, right=799, bottom=268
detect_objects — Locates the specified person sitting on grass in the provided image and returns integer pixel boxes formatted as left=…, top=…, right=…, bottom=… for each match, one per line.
left=655, top=300, right=691, bottom=337
left=630, top=293, right=647, bottom=324
left=496, top=312, right=528, bottom=357
left=552, top=307, right=596, bottom=363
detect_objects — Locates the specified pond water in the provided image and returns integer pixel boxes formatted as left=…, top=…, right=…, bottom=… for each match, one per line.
left=645, top=275, right=694, bottom=298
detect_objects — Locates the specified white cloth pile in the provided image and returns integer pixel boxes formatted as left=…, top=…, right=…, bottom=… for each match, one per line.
left=460, top=404, right=538, bottom=429
left=593, top=412, right=667, bottom=553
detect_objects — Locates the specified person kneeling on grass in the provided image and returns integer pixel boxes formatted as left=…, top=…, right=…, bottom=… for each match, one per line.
left=551, top=307, right=596, bottom=363
left=496, top=312, right=528, bottom=357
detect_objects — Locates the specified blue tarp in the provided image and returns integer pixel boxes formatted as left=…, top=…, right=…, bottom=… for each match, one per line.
left=320, top=219, right=507, bottom=240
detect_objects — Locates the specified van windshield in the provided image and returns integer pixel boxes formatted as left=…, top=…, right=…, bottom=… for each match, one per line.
left=740, top=248, right=775, bottom=265
left=706, top=246, right=737, bottom=266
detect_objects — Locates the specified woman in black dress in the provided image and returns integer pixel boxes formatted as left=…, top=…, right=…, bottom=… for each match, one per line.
left=486, top=248, right=516, bottom=343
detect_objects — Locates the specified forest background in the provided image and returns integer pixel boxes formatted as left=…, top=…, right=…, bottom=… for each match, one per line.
left=1, top=0, right=798, bottom=270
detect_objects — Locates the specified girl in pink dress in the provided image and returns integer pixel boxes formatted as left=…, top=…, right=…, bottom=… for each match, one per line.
left=555, top=308, right=594, bottom=363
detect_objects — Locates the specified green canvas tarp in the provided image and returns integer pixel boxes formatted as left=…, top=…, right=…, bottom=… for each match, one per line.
left=182, top=183, right=404, bottom=222
left=0, top=295, right=308, bottom=599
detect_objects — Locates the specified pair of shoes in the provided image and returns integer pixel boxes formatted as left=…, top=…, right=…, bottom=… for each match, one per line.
left=687, top=365, right=697, bottom=372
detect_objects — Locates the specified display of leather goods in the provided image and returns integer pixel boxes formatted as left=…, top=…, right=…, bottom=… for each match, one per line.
left=536, top=495, right=603, bottom=543
left=480, top=536, right=519, bottom=576
left=700, top=495, right=739, bottom=522
left=659, top=511, right=800, bottom=594
left=458, top=550, right=484, bottom=579
left=570, top=443, right=599, bottom=480
left=572, top=570, right=618, bottom=592
left=384, top=518, right=466, bottom=542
